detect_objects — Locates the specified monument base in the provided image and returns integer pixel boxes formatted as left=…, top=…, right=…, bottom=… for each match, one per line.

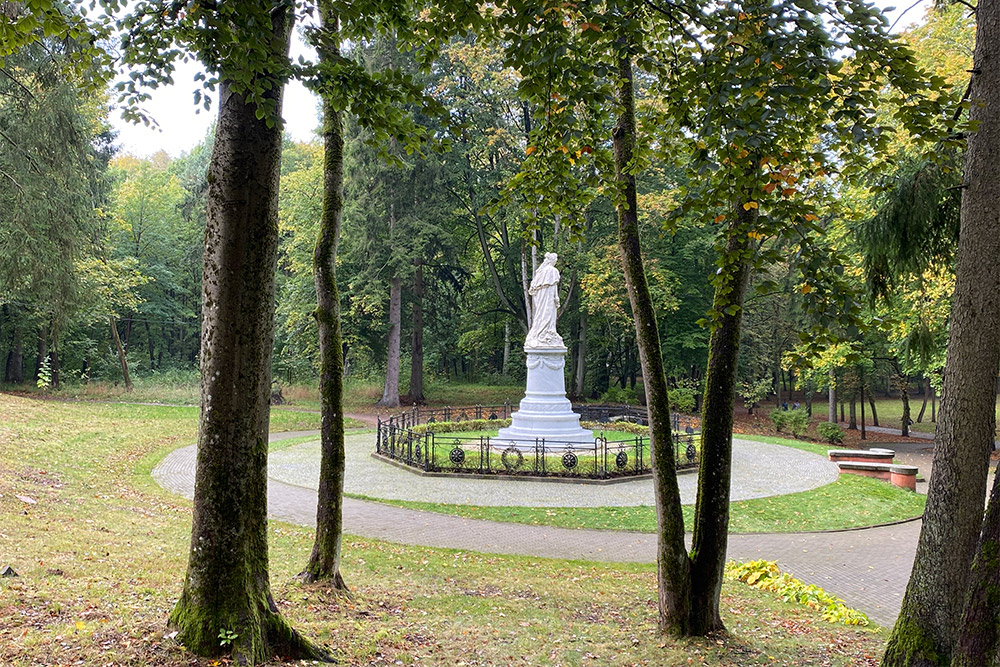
left=497, top=346, right=593, bottom=449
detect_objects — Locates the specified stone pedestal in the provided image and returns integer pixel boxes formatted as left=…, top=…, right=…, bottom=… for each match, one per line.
left=497, top=346, right=593, bottom=448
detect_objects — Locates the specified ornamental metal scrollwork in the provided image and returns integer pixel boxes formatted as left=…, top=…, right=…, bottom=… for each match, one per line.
left=686, top=443, right=697, bottom=462
left=450, top=447, right=466, bottom=464
left=414, top=443, right=422, bottom=462
left=501, top=446, right=524, bottom=471
left=562, top=451, right=578, bottom=470
left=615, top=450, right=628, bottom=470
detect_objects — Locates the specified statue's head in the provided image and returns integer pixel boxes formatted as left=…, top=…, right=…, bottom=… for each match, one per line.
left=544, top=252, right=557, bottom=264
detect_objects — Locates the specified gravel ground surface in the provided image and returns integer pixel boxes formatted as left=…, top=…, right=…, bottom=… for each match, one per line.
left=260, top=431, right=840, bottom=507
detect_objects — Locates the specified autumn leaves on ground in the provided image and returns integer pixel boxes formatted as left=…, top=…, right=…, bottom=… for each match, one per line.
left=0, top=393, right=885, bottom=666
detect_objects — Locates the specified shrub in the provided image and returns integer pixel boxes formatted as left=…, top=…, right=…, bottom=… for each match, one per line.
left=725, top=560, right=869, bottom=626
left=786, top=408, right=810, bottom=438
left=600, top=386, right=639, bottom=404
left=411, top=418, right=512, bottom=434
left=770, top=409, right=788, bottom=433
left=817, top=421, right=845, bottom=444
left=668, top=387, right=697, bottom=414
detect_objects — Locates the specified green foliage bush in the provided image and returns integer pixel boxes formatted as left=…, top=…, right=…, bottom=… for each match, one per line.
left=770, top=409, right=788, bottom=433
left=600, top=386, right=639, bottom=404
left=411, top=418, right=512, bottom=434
left=786, top=409, right=810, bottom=438
left=725, top=560, right=869, bottom=626
left=581, top=420, right=648, bottom=435
left=817, top=421, right=845, bottom=444
left=668, top=388, right=697, bottom=414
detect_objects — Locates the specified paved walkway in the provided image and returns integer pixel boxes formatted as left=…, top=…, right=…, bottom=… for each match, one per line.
left=154, top=430, right=920, bottom=626
left=265, top=432, right=838, bottom=507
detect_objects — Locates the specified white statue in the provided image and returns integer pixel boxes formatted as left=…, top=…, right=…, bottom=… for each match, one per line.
left=524, top=252, right=564, bottom=349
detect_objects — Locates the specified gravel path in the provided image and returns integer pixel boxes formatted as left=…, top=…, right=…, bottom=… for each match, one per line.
left=262, top=432, right=839, bottom=507
left=152, top=430, right=914, bottom=626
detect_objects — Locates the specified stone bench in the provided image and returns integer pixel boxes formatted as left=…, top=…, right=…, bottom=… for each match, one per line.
left=828, top=448, right=895, bottom=464
left=835, top=460, right=918, bottom=491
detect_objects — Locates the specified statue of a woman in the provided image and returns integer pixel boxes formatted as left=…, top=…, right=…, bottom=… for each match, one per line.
left=525, top=252, right=563, bottom=348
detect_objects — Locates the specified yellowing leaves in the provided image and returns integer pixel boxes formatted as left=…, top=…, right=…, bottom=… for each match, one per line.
left=800, top=283, right=814, bottom=294
left=696, top=140, right=707, bottom=149
left=748, top=230, right=765, bottom=240
left=525, top=146, right=537, bottom=156
left=714, top=214, right=726, bottom=223
left=579, top=22, right=602, bottom=32
left=742, top=201, right=759, bottom=210
left=762, top=183, right=777, bottom=194
left=804, top=213, right=819, bottom=222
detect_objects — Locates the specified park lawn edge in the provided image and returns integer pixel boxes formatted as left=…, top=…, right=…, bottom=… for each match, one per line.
left=1, top=394, right=889, bottom=666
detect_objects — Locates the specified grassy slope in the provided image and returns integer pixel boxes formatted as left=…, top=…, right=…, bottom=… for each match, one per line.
left=0, top=394, right=885, bottom=666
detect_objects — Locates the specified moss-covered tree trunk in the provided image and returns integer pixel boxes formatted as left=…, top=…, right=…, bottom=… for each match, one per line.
left=299, top=2, right=348, bottom=590
left=953, top=463, right=1000, bottom=667
left=613, top=51, right=692, bottom=636
left=168, top=9, right=329, bottom=663
left=689, top=205, right=754, bottom=634
left=882, top=0, right=1000, bottom=660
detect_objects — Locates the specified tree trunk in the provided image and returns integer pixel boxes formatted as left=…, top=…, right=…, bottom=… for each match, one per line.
left=931, top=385, right=937, bottom=422
left=900, top=377, right=911, bottom=438
left=145, top=319, right=155, bottom=369
left=50, top=332, right=59, bottom=389
left=574, top=311, right=587, bottom=397
left=5, top=339, right=22, bottom=384
left=953, top=462, right=1000, bottom=667
left=378, top=204, right=401, bottom=408
left=882, top=0, right=1000, bottom=658
left=916, top=376, right=929, bottom=423
left=502, top=320, right=511, bottom=376
left=690, top=200, right=755, bottom=635
left=869, top=395, right=880, bottom=427
left=613, top=52, right=691, bottom=636
left=407, top=259, right=424, bottom=403
left=828, top=370, right=836, bottom=423
left=168, top=13, right=329, bottom=662
left=849, top=396, right=857, bottom=430
left=299, top=4, right=349, bottom=591
left=110, top=316, right=133, bottom=392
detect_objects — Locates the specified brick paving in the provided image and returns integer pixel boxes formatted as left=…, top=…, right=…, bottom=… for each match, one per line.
left=153, top=429, right=924, bottom=627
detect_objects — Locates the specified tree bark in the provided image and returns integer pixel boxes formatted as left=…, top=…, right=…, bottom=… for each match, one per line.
left=299, top=3, right=349, bottom=591
left=378, top=203, right=401, bottom=408
left=690, top=200, right=755, bottom=635
left=407, top=258, right=425, bottom=403
left=882, top=0, right=1000, bottom=658
left=899, top=376, right=911, bottom=438
left=110, top=316, right=133, bottom=392
left=953, top=462, right=1000, bottom=667
left=613, top=52, right=691, bottom=636
left=869, top=395, right=880, bottom=427
left=916, top=376, right=929, bottom=423
left=828, top=370, right=836, bottom=423
left=168, top=11, right=329, bottom=663
left=502, top=320, right=511, bottom=376
left=849, top=396, right=857, bottom=430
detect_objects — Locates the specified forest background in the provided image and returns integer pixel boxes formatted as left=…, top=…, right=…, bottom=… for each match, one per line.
left=0, top=3, right=974, bottom=422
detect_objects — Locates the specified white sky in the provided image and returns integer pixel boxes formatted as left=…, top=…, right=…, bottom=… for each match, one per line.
left=110, top=1, right=933, bottom=158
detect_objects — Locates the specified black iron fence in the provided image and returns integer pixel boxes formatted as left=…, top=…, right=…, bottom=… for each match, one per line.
left=385, top=402, right=702, bottom=433
left=375, top=411, right=700, bottom=480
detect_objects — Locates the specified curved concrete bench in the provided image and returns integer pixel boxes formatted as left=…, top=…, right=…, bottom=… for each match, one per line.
left=835, top=460, right=917, bottom=491
left=828, top=448, right=895, bottom=464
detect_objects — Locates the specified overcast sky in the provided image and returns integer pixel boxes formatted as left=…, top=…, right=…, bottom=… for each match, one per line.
left=110, top=1, right=934, bottom=158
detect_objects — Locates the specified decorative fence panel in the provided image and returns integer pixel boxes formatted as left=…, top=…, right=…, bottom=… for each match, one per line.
left=376, top=407, right=700, bottom=480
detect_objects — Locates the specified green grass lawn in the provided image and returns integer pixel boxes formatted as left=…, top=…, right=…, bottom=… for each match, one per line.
left=0, top=393, right=887, bottom=665
left=350, top=472, right=924, bottom=534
